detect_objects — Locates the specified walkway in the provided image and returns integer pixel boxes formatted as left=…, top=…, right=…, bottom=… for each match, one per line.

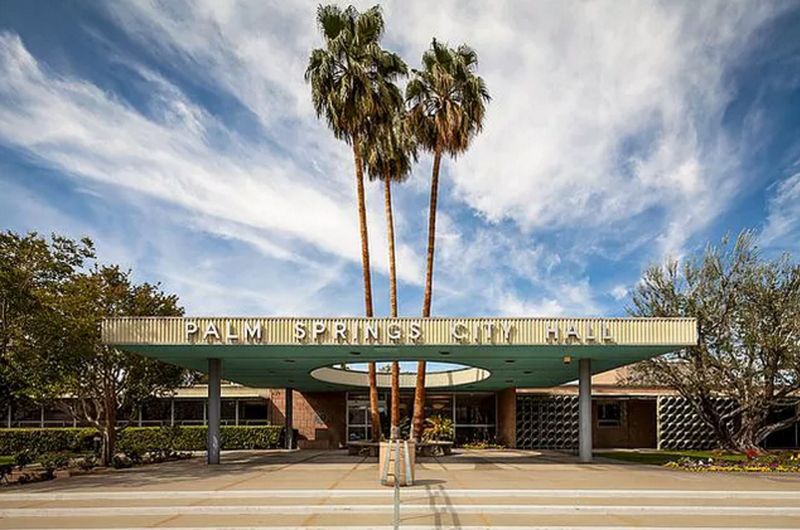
left=1, top=449, right=799, bottom=529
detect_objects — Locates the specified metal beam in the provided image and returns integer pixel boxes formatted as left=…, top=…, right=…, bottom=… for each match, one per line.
left=207, top=358, right=222, bottom=465
left=579, top=358, right=592, bottom=463
left=285, top=388, right=294, bottom=450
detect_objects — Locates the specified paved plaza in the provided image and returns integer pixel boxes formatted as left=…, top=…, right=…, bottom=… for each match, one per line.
left=1, top=449, right=800, bottom=529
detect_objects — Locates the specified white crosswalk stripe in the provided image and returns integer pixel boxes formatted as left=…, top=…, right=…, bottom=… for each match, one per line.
left=2, top=487, right=800, bottom=528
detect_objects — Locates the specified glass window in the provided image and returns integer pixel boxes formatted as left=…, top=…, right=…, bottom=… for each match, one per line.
left=348, top=404, right=368, bottom=426
left=240, top=400, right=268, bottom=422
left=425, top=394, right=453, bottom=422
left=348, top=426, right=367, bottom=441
left=222, top=400, right=236, bottom=421
left=141, top=399, right=171, bottom=424
left=455, top=394, right=496, bottom=425
left=598, top=402, right=622, bottom=427
left=455, top=426, right=496, bottom=445
left=174, top=399, right=204, bottom=424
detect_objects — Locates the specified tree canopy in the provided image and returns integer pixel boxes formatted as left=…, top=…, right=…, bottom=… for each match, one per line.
left=630, top=232, right=800, bottom=451
left=0, top=231, right=190, bottom=463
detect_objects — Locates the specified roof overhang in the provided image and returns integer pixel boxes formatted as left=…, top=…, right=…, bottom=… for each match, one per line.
left=102, top=317, right=697, bottom=392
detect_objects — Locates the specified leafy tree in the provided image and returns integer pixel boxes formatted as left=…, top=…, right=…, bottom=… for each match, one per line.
left=305, top=4, right=407, bottom=441
left=0, top=231, right=95, bottom=409
left=630, top=232, right=800, bottom=452
left=48, top=265, right=189, bottom=465
left=1, top=231, right=190, bottom=465
left=406, top=39, right=490, bottom=440
left=362, top=111, right=417, bottom=438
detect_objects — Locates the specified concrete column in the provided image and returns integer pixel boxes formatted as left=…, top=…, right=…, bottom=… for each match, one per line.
left=285, top=388, right=294, bottom=450
left=234, top=399, right=239, bottom=426
left=170, top=399, right=175, bottom=427
left=578, top=358, right=592, bottom=463
left=39, top=405, right=44, bottom=428
left=207, top=358, right=222, bottom=465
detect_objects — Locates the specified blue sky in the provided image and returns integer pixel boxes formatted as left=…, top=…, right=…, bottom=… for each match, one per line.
left=1, top=1, right=799, bottom=319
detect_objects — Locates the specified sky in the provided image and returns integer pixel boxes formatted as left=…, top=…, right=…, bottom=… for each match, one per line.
left=1, top=0, right=799, bottom=319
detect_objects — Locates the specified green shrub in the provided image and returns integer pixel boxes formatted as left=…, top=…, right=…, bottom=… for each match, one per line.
left=0, top=428, right=95, bottom=456
left=14, top=450, right=34, bottom=470
left=422, top=415, right=454, bottom=442
left=118, top=426, right=283, bottom=453
left=0, top=426, right=283, bottom=457
left=39, top=453, right=70, bottom=479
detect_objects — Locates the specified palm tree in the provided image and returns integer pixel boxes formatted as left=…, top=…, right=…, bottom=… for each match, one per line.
left=362, top=113, right=417, bottom=439
left=406, top=38, right=490, bottom=441
left=305, top=4, right=407, bottom=442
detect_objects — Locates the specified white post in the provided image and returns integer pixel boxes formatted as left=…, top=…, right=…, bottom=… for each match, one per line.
left=207, top=359, right=222, bottom=465
left=137, top=405, right=143, bottom=427
left=40, top=405, right=44, bottom=429
left=235, top=399, right=240, bottom=426
left=579, top=358, right=592, bottom=463
left=170, top=399, right=175, bottom=427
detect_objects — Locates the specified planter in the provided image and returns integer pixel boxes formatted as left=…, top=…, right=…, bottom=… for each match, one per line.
left=347, top=441, right=379, bottom=456
left=417, top=441, right=453, bottom=456
left=378, top=440, right=415, bottom=486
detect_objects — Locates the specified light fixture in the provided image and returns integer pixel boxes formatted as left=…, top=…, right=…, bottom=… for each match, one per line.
left=284, top=359, right=295, bottom=363
left=349, top=351, right=361, bottom=356
left=505, top=359, right=515, bottom=364
left=563, top=355, right=572, bottom=365
left=523, top=370, right=532, bottom=375
left=439, top=351, right=450, bottom=356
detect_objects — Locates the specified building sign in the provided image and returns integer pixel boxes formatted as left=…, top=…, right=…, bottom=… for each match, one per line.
left=181, top=318, right=617, bottom=346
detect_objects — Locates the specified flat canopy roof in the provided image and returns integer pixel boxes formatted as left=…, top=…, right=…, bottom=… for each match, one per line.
left=102, top=317, right=697, bottom=391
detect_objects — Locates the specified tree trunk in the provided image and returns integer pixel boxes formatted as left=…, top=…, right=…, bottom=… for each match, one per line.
left=368, top=362, right=381, bottom=442
left=352, top=140, right=380, bottom=441
left=383, top=175, right=401, bottom=439
left=413, top=146, right=443, bottom=441
left=100, top=407, right=117, bottom=466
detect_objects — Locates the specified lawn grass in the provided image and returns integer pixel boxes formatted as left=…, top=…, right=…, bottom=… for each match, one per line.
left=596, top=450, right=747, bottom=465
left=0, top=455, right=13, bottom=466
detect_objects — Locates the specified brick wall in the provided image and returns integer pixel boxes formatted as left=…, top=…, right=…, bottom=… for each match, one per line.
left=269, top=390, right=346, bottom=449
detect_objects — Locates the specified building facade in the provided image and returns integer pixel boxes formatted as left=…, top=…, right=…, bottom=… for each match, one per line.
left=8, top=367, right=798, bottom=451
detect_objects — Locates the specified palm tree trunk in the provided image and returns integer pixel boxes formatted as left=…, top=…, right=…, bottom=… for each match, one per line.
left=368, top=362, right=381, bottom=442
left=384, top=174, right=401, bottom=439
left=352, top=139, right=381, bottom=442
left=412, top=145, right=443, bottom=441
left=353, top=139, right=374, bottom=318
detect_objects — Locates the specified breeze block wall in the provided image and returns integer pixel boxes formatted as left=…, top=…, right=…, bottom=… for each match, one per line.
left=516, top=395, right=579, bottom=450
left=657, top=396, right=736, bottom=450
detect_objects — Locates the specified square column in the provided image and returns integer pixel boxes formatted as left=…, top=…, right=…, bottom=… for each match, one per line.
left=578, top=358, right=592, bottom=463
left=207, top=358, right=222, bottom=465
left=285, top=388, right=294, bottom=450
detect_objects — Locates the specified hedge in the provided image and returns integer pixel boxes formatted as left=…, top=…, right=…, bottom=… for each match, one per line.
left=0, top=426, right=284, bottom=456
left=0, top=428, right=96, bottom=455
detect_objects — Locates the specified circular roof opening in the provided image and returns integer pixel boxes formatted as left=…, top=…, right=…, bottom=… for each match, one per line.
left=310, top=362, right=491, bottom=389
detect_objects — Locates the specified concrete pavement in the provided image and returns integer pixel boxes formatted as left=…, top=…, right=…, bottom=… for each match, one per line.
left=0, top=449, right=799, bottom=529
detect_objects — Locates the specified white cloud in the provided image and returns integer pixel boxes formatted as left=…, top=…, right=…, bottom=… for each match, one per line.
left=0, top=32, right=422, bottom=289
left=610, top=285, right=629, bottom=301
left=761, top=170, right=800, bottom=249
left=381, top=0, right=779, bottom=261
left=0, top=1, right=786, bottom=318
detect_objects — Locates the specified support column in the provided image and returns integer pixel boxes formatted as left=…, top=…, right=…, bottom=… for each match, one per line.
left=207, top=358, right=222, bottom=465
left=285, top=388, right=294, bottom=450
left=578, top=358, right=592, bottom=463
